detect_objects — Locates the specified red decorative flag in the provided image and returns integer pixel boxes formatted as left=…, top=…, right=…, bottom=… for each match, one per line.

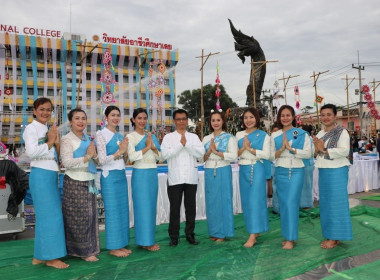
left=315, top=95, right=324, bottom=104
left=215, top=61, right=221, bottom=110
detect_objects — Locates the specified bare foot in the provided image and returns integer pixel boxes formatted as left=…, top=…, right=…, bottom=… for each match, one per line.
left=209, top=237, right=218, bottom=241
left=243, top=234, right=258, bottom=248
left=110, top=249, right=130, bottom=257
left=282, top=241, right=294, bottom=250
left=121, top=248, right=132, bottom=254
left=32, top=258, right=46, bottom=265
left=321, top=240, right=340, bottom=249
left=215, top=238, right=226, bottom=242
left=82, top=256, right=99, bottom=262
left=46, top=259, right=69, bottom=269
left=142, top=244, right=160, bottom=251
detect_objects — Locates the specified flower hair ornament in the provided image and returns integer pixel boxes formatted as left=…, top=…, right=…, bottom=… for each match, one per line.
left=210, top=109, right=223, bottom=113
left=293, top=130, right=298, bottom=139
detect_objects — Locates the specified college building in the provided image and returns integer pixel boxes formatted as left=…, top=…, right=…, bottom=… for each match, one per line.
left=0, top=30, right=179, bottom=145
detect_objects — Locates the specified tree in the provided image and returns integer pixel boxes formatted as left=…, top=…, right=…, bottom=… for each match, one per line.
left=301, top=106, right=314, bottom=114
left=178, top=84, right=238, bottom=122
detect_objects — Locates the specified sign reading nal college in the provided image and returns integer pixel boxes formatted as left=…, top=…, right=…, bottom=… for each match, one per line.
left=0, top=24, right=61, bottom=38
left=0, top=23, right=173, bottom=50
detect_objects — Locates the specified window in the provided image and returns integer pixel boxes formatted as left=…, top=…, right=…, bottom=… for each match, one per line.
left=164, top=94, right=171, bottom=101
left=165, top=110, right=172, bottom=117
left=47, top=89, right=54, bottom=96
left=124, top=109, right=129, bottom=115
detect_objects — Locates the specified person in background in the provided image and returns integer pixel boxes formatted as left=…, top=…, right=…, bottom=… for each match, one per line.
left=61, top=109, right=100, bottom=262
left=271, top=105, right=312, bottom=250
left=96, top=105, right=131, bottom=257
left=358, top=135, right=367, bottom=153
left=313, top=103, right=352, bottom=249
left=127, top=108, right=161, bottom=251
left=202, top=110, right=237, bottom=242
left=377, top=133, right=380, bottom=158
left=161, top=109, right=205, bottom=247
left=23, top=97, right=68, bottom=269
left=300, top=124, right=315, bottom=209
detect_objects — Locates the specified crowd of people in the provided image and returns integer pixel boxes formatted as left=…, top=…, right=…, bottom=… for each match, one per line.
left=23, top=97, right=354, bottom=269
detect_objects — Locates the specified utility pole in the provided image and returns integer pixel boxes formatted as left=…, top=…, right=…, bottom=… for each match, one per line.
left=352, top=57, right=365, bottom=137
left=195, top=49, right=220, bottom=140
left=310, top=70, right=329, bottom=129
left=76, top=41, right=106, bottom=108
left=279, top=73, right=299, bottom=105
left=341, top=75, right=356, bottom=131
left=250, top=60, right=278, bottom=108
left=370, top=79, right=380, bottom=132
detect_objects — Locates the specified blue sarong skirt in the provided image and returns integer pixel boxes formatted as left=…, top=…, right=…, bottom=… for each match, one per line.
left=275, top=167, right=304, bottom=241
left=131, top=168, right=158, bottom=246
left=205, top=165, right=234, bottom=238
left=319, top=167, right=353, bottom=240
left=239, top=163, right=269, bottom=234
left=100, top=169, right=130, bottom=250
left=29, top=167, right=66, bottom=260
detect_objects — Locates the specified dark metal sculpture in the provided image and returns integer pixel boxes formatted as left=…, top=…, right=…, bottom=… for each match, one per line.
left=228, top=19, right=266, bottom=107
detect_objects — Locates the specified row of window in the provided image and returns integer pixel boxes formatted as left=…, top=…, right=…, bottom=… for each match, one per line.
left=5, top=88, right=172, bottom=101
left=3, top=48, right=175, bottom=68
left=5, top=69, right=171, bottom=84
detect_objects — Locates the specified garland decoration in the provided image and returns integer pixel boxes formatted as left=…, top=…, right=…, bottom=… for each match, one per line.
left=215, top=61, right=221, bottom=110
left=99, top=49, right=116, bottom=127
left=362, top=84, right=380, bottom=119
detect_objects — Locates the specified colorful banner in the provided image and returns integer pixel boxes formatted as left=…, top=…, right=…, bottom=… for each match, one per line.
left=118, top=46, right=125, bottom=135
left=128, top=49, right=135, bottom=132
left=71, top=40, right=78, bottom=109
left=17, top=35, right=28, bottom=144
left=0, top=32, right=5, bottom=138
left=30, top=36, right=38, bottom=100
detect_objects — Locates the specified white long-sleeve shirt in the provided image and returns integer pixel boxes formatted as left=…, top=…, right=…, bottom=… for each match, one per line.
left=270, top=129, right=312, bottom=168
left=127, top=131, right=161, bottom=169
left=161, top=131, right=205, bottom=185
left=314, top=128, right=350, bottom=168
left=96, top=128, right=126, bottom=174
left=236, top=130, right=271, bottom=165
left=23, top=120, right=58, bottom=171
left=202, top=132, right=237, bottom=168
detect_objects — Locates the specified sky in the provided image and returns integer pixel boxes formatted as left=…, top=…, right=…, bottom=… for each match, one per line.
left=1, top=0, right=380, bottom=111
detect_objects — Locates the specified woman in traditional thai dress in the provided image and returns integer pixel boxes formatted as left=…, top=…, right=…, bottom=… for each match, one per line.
left=313, top=104, right=352, bottom=249
left=236, top=108, right=271, bottom=247
left=271, top=105, right=311, bottom=250
left=23, top=97, right=68, bottom=269
left=127, top=108, right=161, bottom=251
left=95, top=106, right=131, bottom=257
left=300, top=124, right=315, bottom=209
left=61, top=109, right=100, bottom=262
left=202, top=110, right=237, bottom=242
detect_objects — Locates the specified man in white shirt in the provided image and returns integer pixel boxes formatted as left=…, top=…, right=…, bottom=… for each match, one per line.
left=161, top=109, right=205, bottom=246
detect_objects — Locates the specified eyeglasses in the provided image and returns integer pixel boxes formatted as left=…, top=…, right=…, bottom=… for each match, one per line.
left=174, top=118, right=188, bottom=121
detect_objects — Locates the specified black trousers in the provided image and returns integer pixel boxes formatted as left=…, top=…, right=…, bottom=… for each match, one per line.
left=167, top=183, right=197, bottom=239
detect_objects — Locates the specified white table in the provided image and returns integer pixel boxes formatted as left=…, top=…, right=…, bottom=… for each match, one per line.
left=95, top=165, right=243, bottom=228
left=312, top=158, right=379, bottom=201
